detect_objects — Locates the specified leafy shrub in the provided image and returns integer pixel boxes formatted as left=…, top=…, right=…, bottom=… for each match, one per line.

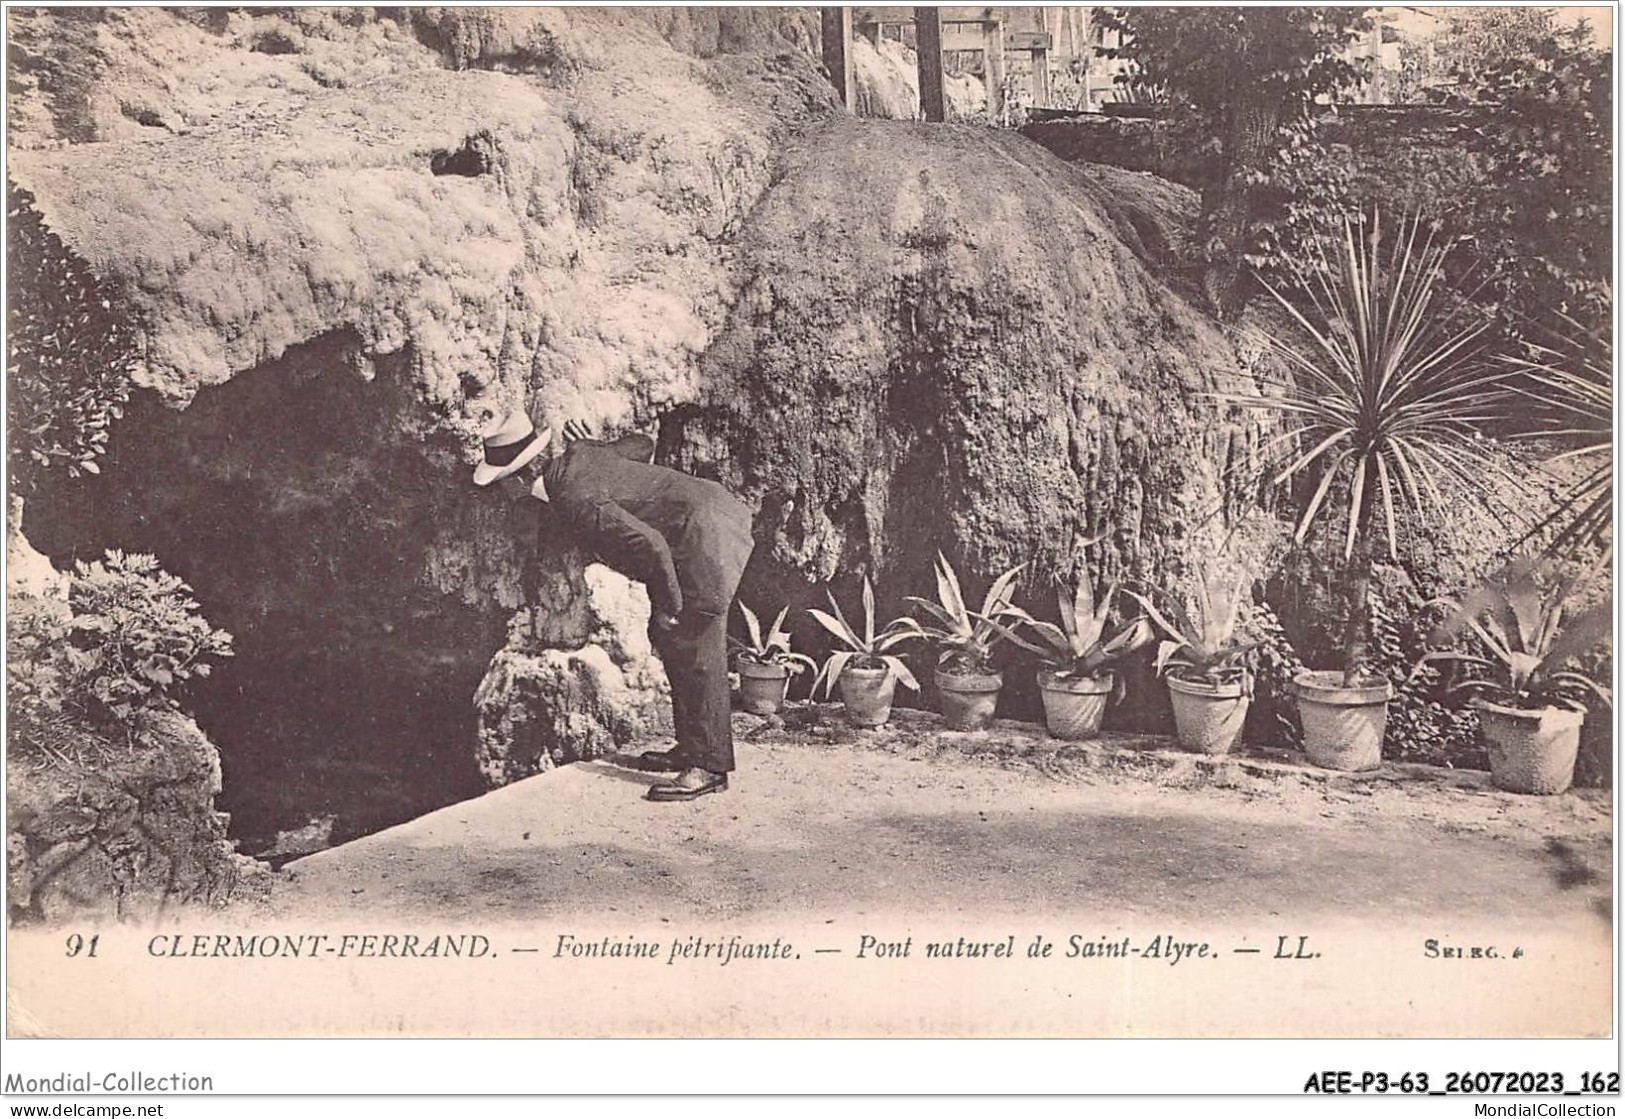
left=1244, top=121, right=1357, bottom=284
left=7, top=591, right=74, bottom=721
left=8, top=590, right=124, bottom=766
left=6, top=179, right=135, bottom=496
left=1243, top=601, right=1303, bottom=748
left=65, top=551, right=235, bottom=720
left=1368, top=590, right=1483, bottom=769
left=10, top=552, right=234, bottom=752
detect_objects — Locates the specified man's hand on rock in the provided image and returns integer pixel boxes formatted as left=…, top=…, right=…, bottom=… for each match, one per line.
left=562, top=419, right=594, bottom=443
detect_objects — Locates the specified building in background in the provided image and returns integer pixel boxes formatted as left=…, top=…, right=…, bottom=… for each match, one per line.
left=849, top=6, right=1133, bottom=117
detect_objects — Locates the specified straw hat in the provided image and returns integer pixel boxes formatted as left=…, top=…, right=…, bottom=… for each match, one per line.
left=471, top=408, right=551, bottom=486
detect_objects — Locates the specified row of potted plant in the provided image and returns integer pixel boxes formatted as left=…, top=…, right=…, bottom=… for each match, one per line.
left=729, top=546, right=1611, bottom=797
left=729, top=547, right=1255, bottom=748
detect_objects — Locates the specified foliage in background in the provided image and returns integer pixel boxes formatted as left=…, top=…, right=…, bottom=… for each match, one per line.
left=1243, top=121, right=1357, bottom=287
left=1369, top=588, right=1483, bottom=768
left=1379, top=6, right=1597, bottom=104
left=1451, top=20, right=1611, bottom=338
left=9, top=551, right=234, bottom=756
left=1242, top=601, right=1304, bottom=748
left=1099, top=7, right=1371, bottom=318
left=1346, top=8, right=1606, bottom=336
left=1077, top=8, right=1609, bottom=336
left=7, top=180, right=136, bottom=497
left=1384, top=9, right=1613, bottom=338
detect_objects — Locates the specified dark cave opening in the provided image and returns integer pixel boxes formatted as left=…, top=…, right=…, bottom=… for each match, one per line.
left=21, top=335, right=534, bottom=851
left=430, top=132, right=497, bottom=177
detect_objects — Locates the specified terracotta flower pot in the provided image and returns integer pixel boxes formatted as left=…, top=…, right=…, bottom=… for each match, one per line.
left=737, top=660, right=790, bottom=715
left=1167, top=673, right=1250, bottom=755
left=1294, top=670, right=1392, bottom=772
left=935, top=668, right=1003, bottom=731
left=1474, top=699, right=1584, bottom=795
left=838, top=664, right=897, bottom=728
left=1037, top=670, right=1111, bottom=740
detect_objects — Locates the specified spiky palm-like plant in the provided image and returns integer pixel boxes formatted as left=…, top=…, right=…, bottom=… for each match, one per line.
left=1501, top=318, right=1612, bottom=560
left=998, top=560, right=1157, bottom=703
left=1222, top=210, right=1512, bottom=685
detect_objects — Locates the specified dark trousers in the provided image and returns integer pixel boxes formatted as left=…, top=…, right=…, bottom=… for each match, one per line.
left=650, top=608, right=735, bottom=773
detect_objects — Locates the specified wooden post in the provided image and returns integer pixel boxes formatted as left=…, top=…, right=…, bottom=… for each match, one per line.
left=982, top=17, right=1005, bottom=124
left=1075, top=6, right=1090, bottom=107
left=1367, top=20, right=1385, bottom=103
left=915, top=7, right=946, bottom=122
left=1030, top=44, right=1050, bottom=107
left=821, top=7, right=855, bottom=109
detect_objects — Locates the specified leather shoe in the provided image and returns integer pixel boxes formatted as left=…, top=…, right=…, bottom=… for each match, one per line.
left=646, top=768, right=728, bottom=802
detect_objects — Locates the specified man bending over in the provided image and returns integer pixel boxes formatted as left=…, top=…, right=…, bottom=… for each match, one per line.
left=473, top=409, right=753, bottom=802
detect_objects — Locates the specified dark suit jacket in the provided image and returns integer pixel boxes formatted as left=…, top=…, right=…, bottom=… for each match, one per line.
left=542, top=435, right=754, bottom=618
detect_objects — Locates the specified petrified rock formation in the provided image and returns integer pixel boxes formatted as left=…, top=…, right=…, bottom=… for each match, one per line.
left=10, top=7, right=1260, bottom=839
left=674, top=121, right=1246, bottom=593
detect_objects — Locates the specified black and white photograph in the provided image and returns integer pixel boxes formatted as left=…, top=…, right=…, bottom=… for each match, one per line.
left=1, top=0, right=1616, bottom=1080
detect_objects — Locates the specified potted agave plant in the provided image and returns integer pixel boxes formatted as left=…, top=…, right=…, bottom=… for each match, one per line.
left=1221, top=210, right=1512, bottom=771
left=906, top=552, right=1026, bottom=731
left=729, top=603, right=818, bottom=716
left=1002, top=557, right=1156, bottom=741
left=1124, top=562, right=1257, bottom=756
left=807, top=576, right=924, bottom=728
left=1419, top=558, right=1611, bottom=795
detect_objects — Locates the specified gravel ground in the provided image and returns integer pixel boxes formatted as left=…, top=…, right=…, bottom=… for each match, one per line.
left=256, top=713, right=1613, bottom=929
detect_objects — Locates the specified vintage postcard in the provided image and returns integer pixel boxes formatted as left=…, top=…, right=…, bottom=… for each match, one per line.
left=3, top=2, right=1614, bottom=1052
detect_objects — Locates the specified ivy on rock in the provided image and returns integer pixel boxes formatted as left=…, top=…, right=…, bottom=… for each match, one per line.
left=7, top=179, right=136, bottom=496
